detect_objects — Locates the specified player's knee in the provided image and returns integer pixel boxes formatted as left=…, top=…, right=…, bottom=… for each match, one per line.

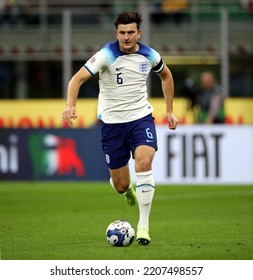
left=115, top=184, right=128, bottom=194
left=111, top=177, right=129, bottom=193
left=136, top=157, right=152, bottom=172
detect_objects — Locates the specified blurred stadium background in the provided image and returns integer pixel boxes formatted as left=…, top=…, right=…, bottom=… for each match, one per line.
left=0, top=0, right=253, bottom=183
left=0, top=1, right=253, bottom=262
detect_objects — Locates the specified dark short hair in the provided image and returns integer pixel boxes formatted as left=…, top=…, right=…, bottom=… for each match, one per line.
left=114, top=11, right=143, bottom=29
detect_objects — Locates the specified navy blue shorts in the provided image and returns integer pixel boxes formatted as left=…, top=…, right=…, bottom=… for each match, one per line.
left=101, top=114, right=158, bottom=169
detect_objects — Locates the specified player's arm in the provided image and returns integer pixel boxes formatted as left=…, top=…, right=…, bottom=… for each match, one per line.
left=157, top=64, right=178, bottom=130
left=62, top=66, right=92, bottom=126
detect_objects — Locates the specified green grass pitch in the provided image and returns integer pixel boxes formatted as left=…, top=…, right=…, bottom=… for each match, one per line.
left=0, top=182, right=252, bottom=260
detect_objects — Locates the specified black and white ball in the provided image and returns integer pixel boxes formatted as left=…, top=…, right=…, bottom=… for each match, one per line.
left=106, top=220, right=135, bottom=247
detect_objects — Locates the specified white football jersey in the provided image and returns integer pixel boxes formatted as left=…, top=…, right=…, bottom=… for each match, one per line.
left=84, top=41, right=164, bottom=124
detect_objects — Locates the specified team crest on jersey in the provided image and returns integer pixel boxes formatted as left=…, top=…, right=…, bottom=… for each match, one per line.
left=105, top=154, right=110, bottom=164
left=139, top=62, right=148, bottom=73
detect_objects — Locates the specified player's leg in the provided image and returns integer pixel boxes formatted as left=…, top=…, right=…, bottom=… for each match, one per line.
left=101, top=122, right=136, bottom=205
left=128, top=113, right=158, bottom=245
left=109, top=164, right=137, bottom=206
left=109, top=164, right=130, bottom=193
left=134, top=145, right=156, bottom=245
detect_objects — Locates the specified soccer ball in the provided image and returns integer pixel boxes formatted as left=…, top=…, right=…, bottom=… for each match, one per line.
left=106, top=220, right=135, bottom=247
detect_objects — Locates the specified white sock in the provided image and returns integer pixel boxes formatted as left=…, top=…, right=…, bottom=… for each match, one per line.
left=136, top=171, right=155, bottom=231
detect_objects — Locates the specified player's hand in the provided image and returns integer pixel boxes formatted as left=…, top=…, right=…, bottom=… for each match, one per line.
left=166, top=112, right=178, bottom=130
left=62, top=105, right=77, bottom=127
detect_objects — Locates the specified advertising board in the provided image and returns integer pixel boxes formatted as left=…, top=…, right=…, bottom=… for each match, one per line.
left=1, top=126, right=252, bottom=184
left=0, top=129, right=109, bottom=181
left=146, top=125, right=253, bottom=184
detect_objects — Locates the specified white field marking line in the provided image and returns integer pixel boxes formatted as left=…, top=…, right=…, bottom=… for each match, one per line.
left=155, top=190, right=253, bottom=201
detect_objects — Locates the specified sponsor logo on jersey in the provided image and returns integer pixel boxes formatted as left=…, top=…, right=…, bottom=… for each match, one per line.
left=116, top=67, right=124, bottom=71
left=89, top=55, right=96, bottom=64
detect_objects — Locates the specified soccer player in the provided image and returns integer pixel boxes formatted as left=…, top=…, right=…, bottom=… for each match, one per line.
left=62, top=11, right=178, bottom=245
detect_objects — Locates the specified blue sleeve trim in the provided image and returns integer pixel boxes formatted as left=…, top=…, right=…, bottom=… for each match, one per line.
left=84, top=65, right=95, bottom=75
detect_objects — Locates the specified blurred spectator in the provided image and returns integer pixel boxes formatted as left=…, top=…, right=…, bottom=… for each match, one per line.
left=161, top=0, right=188, bottom=13
left=19, top=0, right=39, bottom=26
left=151, top=0, right=188, bottom=26
left=182, top=77, right=200, bottom=123
left=240, top=0, right=253, bottom=13
left=0, top=0, right=19, bottom=27
left=0, top=0, right=40, bottom=27
left=198, top=71, right=224, bottom=124
left=161, top=0, right=188, bottom=25
left=0, top=61, right=16, bottom=98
